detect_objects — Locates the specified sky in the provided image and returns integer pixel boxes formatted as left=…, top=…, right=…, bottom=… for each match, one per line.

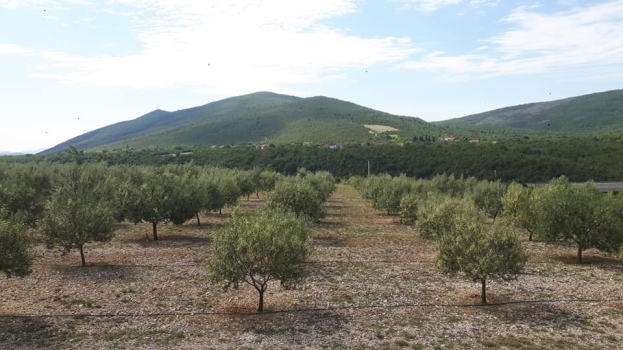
left=1, top=0, right=622, bottom=152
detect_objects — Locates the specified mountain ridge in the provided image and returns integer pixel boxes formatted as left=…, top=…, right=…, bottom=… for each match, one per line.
left=435, top=89, right=623, bottom=131
left=40, top=92, right=436, bottom=154
left=40, top=89, right=623, bottom=154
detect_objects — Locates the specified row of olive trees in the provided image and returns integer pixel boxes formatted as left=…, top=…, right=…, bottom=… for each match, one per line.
left=503, top=177, right=623, bottom=262
left=354, top=173, right=623, bottom=263
left=0, top=163, right=284, bottom=271
left=193, top=168, right=337, bottom=311
left=265, top=168, right=336, bottom=220
left=1, top=161, right=335, bottom=313
left=353, top=173, right=623, bottom=303
left=352, top=173, right=504, bottom=222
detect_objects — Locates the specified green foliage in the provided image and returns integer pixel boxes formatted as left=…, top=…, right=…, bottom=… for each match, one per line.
left=42, top=165, right=117, bottom=266
left=42, top=92, right=439, bottom=154
left=437, top=89, right=623, bottom=133
left=13, top=133, right=623, bottom=184
left=266, top=178, right=325, bottom=220
left=399, top=192, right=420, bottom=224
left=536, top=177, right=623, bottom=263
left=258, top=170, right=282, bottom=193
left=300, top=170, right=337, bottom=202
left=0, top=163, right=52, bottom=227
left=123, top=171, right=180, bottom=240
left=0, top=219, right=33, bottom=277
left=375, top=175, right=413, bottom=216
left=65, top=146, right=86, bottom=164
left=436, top=218, right=528, bottom=304
left=502, top=183, right=540, bottom=241
left=210, top=209, right=313, bottom=311
left=431, top=173, right=474, bottom=198
left=416, top=197, right=479, bottom=239
left=472, top=180, right=507, bottom=220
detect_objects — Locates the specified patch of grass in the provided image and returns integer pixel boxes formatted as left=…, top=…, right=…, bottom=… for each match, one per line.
left=395, top=339, right=409, bottom=347
left=81, top=299, right=95, bottom=308
left=402, top=331, right=416, bottom=340
left=446, top=315, right=462, bottom=323
left=364, top=124, right=399, bottom=133
left=121, top=287, right=136, bottom=294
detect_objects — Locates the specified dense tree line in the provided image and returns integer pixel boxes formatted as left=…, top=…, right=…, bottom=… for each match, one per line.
left=6, top=134, right=623, bottom=182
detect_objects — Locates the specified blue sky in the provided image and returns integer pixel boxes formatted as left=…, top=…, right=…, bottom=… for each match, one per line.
left=1, top=0, right=622, bottom=152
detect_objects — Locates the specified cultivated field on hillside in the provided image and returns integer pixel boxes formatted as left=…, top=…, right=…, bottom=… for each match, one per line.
left=1, top=185, right=622, bottom=349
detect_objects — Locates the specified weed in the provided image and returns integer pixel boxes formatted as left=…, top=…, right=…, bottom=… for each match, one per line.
left=121, top=287, right=136, bottom=294
left=395, top=339, right=409, bottom=347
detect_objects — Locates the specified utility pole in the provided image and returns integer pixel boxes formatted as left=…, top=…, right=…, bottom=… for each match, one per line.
left=367, top=160, right=370, bottom=177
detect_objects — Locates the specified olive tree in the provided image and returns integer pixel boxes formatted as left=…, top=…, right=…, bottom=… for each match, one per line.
left=416, top=196, right=478, bottom=239
left=0, top=218, right=34, bottom=277
left=210, top=210, right=313, bottom=311
left=502, top=183, right=540, bottom=241
left=437, top=218, right=528, bottom=304
left=399, top=192, right=419, bottom=225
left=376, top=175, right=413, bottom=216
left=42, top=166, right=117, bottom=266
left=266, top=179, right=325, bottom=220
left=0, top=164, right=52, bottom=227
left=472, top=180, right=507, bottom=220
left=537, top=177, right=623, bottom=263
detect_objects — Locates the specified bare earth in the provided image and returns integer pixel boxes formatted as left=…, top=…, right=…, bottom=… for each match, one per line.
left=1, top=185, right=623, bottom=349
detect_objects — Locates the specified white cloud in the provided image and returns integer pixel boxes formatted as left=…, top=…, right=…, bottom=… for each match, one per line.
left=0, top=43, right=33, bottom=55
left=476, top=45, right=489, bottom=51
left=401, top=1, right=623, bottom=80
left=391, top=0, right=462, bottom=12
left=28, top=0, right=416, bottom=94
left=390, top=0, right=498, bottom=12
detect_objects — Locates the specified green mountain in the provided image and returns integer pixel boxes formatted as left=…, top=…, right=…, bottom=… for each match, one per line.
left=436, top=90, right=623, bottom=132
left=41, top=92, right=440, bottom=153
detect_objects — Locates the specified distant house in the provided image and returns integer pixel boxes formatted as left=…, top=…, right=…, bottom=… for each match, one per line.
left=255, top=144, right=270, bottom=150
left=442, top=136, right=458, bottom=142
left=469, top=139, right=479, bottom=143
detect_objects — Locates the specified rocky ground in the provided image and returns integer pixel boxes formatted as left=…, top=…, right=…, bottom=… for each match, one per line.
left=1, top=185, right=622, bottom=349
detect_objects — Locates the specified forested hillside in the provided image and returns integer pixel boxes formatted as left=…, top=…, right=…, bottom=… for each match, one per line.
left=436, top=89, right=623, bottom=132
left=41, top=92, right=441, bottom=153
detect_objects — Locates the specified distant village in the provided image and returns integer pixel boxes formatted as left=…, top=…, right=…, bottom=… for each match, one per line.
left=253, top=135, right=486, bottom=151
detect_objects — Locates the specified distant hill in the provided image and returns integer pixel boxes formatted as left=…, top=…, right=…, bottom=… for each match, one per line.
left=436, top=90, right=623, bottom=132
left=41, top=92, right=440, bottom=153
left=0, top=151, right=24, bottom=156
